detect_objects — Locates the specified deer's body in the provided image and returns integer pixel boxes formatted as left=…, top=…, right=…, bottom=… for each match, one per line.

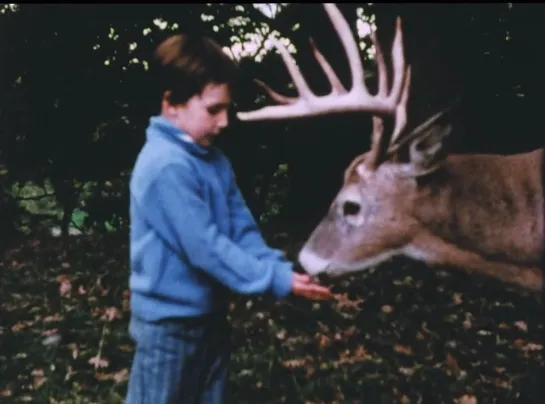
left=414, top=149, right=544, bottom=268
left=295, top=148, right=544, bottom=293
left=237, top=3, right=544, bottom=294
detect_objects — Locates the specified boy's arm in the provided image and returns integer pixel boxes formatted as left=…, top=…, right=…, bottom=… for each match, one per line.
left=226, top=164, right=288, bottom=262
left=141, top=163, right=293, bottom=299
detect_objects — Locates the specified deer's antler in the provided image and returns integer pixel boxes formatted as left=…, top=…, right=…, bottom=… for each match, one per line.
left=236, top=3, right=411, bottom=170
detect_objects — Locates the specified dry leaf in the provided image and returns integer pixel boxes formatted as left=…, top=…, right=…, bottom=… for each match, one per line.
left=514, top=321, right=528, bottom=332
left=452, top=292, right=463, bottom=305
left=381, top=305, right=394, bottom=314
left=88, top=356, right=109, bottom=369
left=282, top=358, right=307, bottom=368
left=316, top=333, right=331, bottom=349
left=456, top=395, right=477, bottom=404
left=343, top=326, right=357, bottom=338
left=113, top=368, right=129, bottom=383
left=59, top=280, right=72, bottom=296
left=31, top=371, right=47, bottom=389
left=400, top=395, right=411, bottom=404
left=102, top=306, right=122, bottom=322
left=354, top=345, right=369, bottom=358
left=446, top=352, right=461, bottom=378
left=463, top=313, right=473, bottom=329
left=334, top=293, right=363, bottom=310
left=394, top=345, right=413, bottom=356
left=43, top=314, right=63, bottom=323
left=398, top=367, right=414, bottom=376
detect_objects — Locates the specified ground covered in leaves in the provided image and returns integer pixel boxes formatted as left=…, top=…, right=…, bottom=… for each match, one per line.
left=1, top=233, right=544, bottom=403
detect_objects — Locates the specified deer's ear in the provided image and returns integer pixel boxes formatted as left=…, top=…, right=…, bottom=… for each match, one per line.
left=392, top=106, right=454, bottom=177
left=408, top=119, right=451, bottom=176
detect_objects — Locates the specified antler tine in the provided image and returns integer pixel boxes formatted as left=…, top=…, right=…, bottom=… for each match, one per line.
left=365, top=22, right=390, bottom=169
left=322, top=3, right=366, bottom=94
left=236, top=3, right=409, bottom=123
left=388, top=17, right=407, bottom=105
left=366, top=17, right=410, bottom=168
left=254, top=79, right=298, bottom=105
left=309, top=38, right=347, bottom=95
left=268, top=37, right=314, bottom=101
left=390, top=65, right=411, bottom=144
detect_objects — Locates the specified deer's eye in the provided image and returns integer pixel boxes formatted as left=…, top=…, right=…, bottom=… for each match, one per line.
left=343, top=201, right=361, bottom=216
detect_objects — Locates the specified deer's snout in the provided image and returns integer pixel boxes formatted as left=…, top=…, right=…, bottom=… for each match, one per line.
left=298, top=246, right=331, bottom=276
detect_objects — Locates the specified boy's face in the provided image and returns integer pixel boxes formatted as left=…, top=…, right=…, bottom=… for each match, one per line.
left=165, top=82, right=232, bottom=147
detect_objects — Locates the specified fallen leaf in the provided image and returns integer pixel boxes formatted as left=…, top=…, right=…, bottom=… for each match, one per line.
left=282, top=358, right=307, bottom=369
left=394, top=345, right=413, bottom=356
left=455, top=395, right=477, bottom=404
left=334, top=293, right=364, bottom=310
left=316, top=333, right=331, bottom=349
left=514, top=321, right=528, bottom=332
left=0, top=390, right=12, bottom=397
left=88, top=356, right=109, bottom=369
left=102, top=306, right=122, bottom=322
left=446, top=352, right=462, bottom=378
left=43, top=314, right=63, bottom=323
left=381, top=305, right=394, bottom=314
left=398, top=367, right=414, bottom=376
left=59, top=280, right=72, bottom=296
left=452, top=293, right=463, bottom=305
left=31, top=368, right=47, bottom=389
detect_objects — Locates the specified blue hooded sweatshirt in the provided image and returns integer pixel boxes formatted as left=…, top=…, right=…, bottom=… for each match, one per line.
left=129, top=116, right=294, bottom=322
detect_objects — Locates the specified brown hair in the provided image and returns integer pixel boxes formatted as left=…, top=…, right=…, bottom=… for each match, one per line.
left=152, top=34, right=238, bottom=105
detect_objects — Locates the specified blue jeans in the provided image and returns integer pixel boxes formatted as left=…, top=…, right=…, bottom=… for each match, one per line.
left=125, top=313, right=231, bottom=404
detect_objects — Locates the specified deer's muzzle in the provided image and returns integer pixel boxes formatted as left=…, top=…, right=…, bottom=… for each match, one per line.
left=298, top=246, right=331, bottom=276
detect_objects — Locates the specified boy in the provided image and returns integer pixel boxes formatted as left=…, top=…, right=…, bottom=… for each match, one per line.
left=125, top=34, right=332, bottom=403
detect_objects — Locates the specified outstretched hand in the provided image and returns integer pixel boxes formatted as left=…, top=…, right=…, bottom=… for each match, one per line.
left=291, top=272, right=332, bottom=300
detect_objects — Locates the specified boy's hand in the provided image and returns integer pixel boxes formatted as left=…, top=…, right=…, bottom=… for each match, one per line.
left=291, top=273, right=333, bottom=300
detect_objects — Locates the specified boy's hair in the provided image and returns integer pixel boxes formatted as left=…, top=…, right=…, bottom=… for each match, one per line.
left=152, top=34, right=238, bottom=105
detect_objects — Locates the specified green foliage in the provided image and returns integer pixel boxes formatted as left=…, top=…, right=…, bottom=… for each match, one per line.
left=10, top=178, right=128, bottom=237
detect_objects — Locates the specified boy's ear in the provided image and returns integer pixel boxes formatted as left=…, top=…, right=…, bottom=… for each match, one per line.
left=162, top=90, right=172, bottom=104
left=161, top=91, right=181, bottom=117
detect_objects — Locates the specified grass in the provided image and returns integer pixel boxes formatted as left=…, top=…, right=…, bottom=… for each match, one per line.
left=1, top=232, right=544, bottom=403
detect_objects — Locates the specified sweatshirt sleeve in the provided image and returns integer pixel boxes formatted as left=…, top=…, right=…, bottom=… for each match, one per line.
left=226, top=165, right=287, bottom=262
left=141, top=162, right=293, bottom=299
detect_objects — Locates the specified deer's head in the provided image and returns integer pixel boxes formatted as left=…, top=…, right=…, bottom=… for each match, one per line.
left=237, top=3, right=453, bottom=278
left=298, top=108, right=452, bottom=277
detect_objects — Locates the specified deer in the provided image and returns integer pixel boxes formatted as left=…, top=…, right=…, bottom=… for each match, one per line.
left=236, top=3, right=544, bottom=297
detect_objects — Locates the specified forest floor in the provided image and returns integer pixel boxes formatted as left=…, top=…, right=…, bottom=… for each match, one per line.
left=1, top=232, right=544, bottom=403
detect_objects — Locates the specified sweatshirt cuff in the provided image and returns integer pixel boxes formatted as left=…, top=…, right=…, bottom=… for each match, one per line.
left=271, top=262, right=293, bottom=300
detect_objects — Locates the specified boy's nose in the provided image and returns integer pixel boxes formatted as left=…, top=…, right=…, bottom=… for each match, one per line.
left=217, top=111, right=229, bottom=129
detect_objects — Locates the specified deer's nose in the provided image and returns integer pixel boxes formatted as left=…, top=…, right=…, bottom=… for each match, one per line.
left=298, top=246, right=330, bottom=275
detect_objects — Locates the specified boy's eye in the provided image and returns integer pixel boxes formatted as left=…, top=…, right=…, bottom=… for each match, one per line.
left=206, top=103, right=229, bottom=115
